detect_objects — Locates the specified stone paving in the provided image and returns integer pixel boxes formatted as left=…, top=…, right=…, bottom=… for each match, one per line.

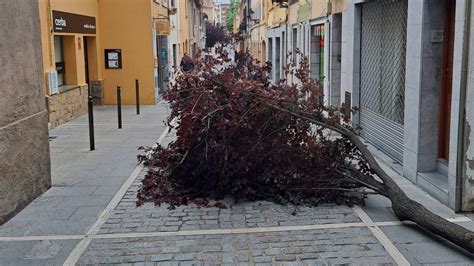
left=98, top=174, right=360, bottom=235
left=1, top=102, right=474, bottom=265
left=79, top=227, right=392, bottom=265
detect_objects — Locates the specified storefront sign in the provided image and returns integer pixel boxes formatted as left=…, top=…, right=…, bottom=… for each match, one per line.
left=105, top=49, right=122, bottom=69
left=52, top=10, right=96, bottom=34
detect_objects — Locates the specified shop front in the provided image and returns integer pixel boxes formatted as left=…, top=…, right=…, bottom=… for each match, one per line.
left=39, top=0, right=102, bottom=127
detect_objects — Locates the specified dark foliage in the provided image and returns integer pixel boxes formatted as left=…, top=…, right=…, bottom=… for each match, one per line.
left=136, top=47, right=474, bottom=254
left=205, top=22, right=230, bottom=48
left=137, top=47, right=366, bottom=208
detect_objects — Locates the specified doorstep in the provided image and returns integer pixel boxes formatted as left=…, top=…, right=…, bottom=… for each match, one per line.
left=362, top=138, right=450, bottom=206
left=417, top=171, right=449, bottom=204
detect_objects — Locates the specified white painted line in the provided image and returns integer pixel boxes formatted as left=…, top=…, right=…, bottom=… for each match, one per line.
left=93, top=231, right=178, bottom=239
left=3, top=215, right=469, bottom=243
left=178, top=229, right=231, bottom=236
left=64, top=124, right=160, bottom=126
left=91, top=223, right=367, bottom=240
left=375, top=221, right=404, bottom=227
left=63, top=119, right=176, bottom=266
left=374, top=216, right=472, bottom=227
left=62, top=238, right=91, bottom=266
left=88, top=166, right=144, bottom=235
left=447, top=216, right=472, bottom=222
left=353, top=206, right=410, bottom=266
left=0, top=235, right=83, bottom=242
left=0, top=223, right=366, bottom=243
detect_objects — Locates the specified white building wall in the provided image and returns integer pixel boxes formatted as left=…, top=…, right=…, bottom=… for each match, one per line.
left=338, top=0, right=474, bottom=210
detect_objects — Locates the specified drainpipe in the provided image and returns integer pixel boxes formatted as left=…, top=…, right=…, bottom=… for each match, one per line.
left=285, top=4, right=289, bottom=85
left=326, top=6, right=331, bottom=107
left=455, top=0, right=471, bottom=212
left=47, top=0, right=53, bottom=67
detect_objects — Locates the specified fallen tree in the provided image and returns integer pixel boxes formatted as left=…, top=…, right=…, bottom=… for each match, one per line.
left=138, top=48, right=474, bottom=253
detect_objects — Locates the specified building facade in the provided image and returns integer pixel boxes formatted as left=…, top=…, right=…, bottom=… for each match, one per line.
left=236, top=0, right=474, bottom=212
left=202, top=0, right=217, bottom=24
left=168, top=0, right=206, bottom=84
left=332, top=0, right=474, bottom=211
left=39, top=0, right=171, bottom=127
left=215, top=1, right=230, bottom=26
left=0, top=0, right=51, bottom=224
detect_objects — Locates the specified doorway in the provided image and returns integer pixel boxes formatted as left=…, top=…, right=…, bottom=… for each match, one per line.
left=157, top=35, right=169, bottom=94
left=438, top=0, right=456, bottom=161
left=83, top=36, right=90, bottom=86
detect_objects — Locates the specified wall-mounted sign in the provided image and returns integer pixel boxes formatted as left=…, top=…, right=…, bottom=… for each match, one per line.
left=105, top=49, right=122, bottom=69
left=52, top=10, right=96, bottom=34
left=431, top=30, right=444, bottom=43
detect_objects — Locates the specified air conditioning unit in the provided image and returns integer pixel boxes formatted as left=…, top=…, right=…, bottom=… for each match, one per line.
left=47, top=70, right=59, bottom=95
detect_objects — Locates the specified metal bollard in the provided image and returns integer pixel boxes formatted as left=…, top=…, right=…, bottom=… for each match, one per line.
left=87, top=95, right=95, bottom=151
left=117, top=86, right=122, bottom=129
left=135, top=79, right=140, bottom=115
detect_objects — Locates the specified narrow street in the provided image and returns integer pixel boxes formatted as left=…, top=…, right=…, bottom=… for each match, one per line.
left=4, top=0, right=474, bottom=265
left=0, top=102, right=472, bottom=265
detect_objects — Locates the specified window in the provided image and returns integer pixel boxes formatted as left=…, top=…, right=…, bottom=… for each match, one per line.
left=282, top=31, right=286, bottom=75
left=310, top=24, right=325, bottom=81
left=172, top=44, right=177, bottom=67
left=54, top=35, right=65, bottom=86
left=268, top=38, right=273, bottom=79
left=292, top=28, right=297, bottom=65
left=276, top=37, right=281, bottom=80
left=171, top=0, right=175, bottom=7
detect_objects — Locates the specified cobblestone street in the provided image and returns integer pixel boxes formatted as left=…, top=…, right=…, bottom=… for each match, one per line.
left=1, top=102, right=474, bottom=265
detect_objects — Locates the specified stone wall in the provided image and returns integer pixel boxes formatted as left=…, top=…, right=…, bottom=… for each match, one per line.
left=0, top=0, right=51, bottom=224
left=48, top=85, right=88, bottom=128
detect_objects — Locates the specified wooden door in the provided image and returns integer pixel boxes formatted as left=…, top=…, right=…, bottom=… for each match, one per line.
left=438, top=0, right=456, bottom=160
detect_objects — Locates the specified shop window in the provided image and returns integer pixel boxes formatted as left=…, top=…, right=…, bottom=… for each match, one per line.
left=54, top=36, right=65, bottom=86
left=310, top=24, right=325, bottom=82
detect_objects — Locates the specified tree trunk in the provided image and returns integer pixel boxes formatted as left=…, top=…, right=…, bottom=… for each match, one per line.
left=266, top=102, right=474, bottom=253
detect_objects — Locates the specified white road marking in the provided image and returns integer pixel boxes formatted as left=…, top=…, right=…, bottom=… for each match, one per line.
left=0, top=235, right=84, bottom=241
left=374, top=216, right=472, bottom=227
left=2, top=215, right=469, bottom=243
left=63, top=118, right=176, bottom=266
left=353, top=206, right=410, bottom=266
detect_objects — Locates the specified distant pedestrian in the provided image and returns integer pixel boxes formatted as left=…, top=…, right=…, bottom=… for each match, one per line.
left=180, top=54, right=194, bottom=72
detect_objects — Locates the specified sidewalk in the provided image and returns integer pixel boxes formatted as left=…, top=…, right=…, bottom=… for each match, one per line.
left=0, top=102, right=474, bottom=265
left=0, top=102, right=170, bottom=264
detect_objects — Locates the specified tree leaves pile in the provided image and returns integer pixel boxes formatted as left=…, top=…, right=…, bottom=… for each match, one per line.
left=137, top=48, right=368, bottom=208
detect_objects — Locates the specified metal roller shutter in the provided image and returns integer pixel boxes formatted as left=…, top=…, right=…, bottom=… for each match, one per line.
left=359, top=0, right=408, bottom=162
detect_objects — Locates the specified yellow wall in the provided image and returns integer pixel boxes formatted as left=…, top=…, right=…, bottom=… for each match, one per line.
left=310, top=0, right=329, bottom=19
left=288, top=1, right=300, bottom=25
left=330, top=0, right=347, bottom=14
left=153, top=2, right=170, bottom=35
left=99, top=0, right=155, bottom=105
left=268, top=4, right=287, bottom=28
left=179, top=0, right=190, bottom=56
left=39, top=0, right=170, bottom=105
left=39, top=0, right=101, bottom=94
left=249, top=0, right=271, bottom=62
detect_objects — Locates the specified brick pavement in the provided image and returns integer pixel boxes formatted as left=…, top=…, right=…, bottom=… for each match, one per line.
left=79, top=227, right=392, bottom=265
left=98, top=173, right=360, bottom=235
